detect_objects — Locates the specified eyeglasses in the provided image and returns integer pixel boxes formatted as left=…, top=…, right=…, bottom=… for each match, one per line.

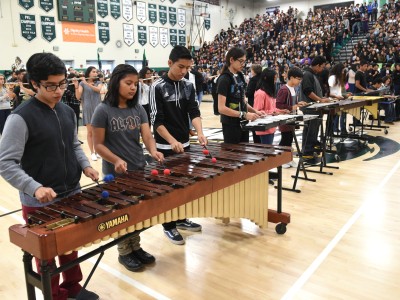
left=236, top=59, right=246, bottom=65
left=39, top=81, right=68, bottom=92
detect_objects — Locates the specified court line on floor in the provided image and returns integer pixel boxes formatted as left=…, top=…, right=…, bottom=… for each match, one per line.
left=281, top=159, right=400, bottom=300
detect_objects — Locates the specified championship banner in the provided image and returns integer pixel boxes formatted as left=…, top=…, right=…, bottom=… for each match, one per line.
left=98, top=21, right=110, bottom=44
left=138, top=25, right=147, bottom=46
left=41, top=16, right=56, bottom=42
left=97, top=0, right=109, bottom=18
left=39, top=0, right=53, bottom=12
left=149, top=4, right=157, bottom=24
left=62, top=22, right=96, bottom=43
left=178, top=29, right=186, bottom=46
left=19, top=0, right=34, bottom=10
left=169, top=7, right=177, bottom=26
left=159, top=5, right=167, bottom=25
left=177, top=8, right=186, bottom=28
left=122, top=0, right=133, bottom=21
left=136, top=1, right=147, bottom=23
left=20, top=14, right=36, bottom=41
left=169, top=28, right=177, bottom=47
left=123, top=23, right=134, bottom=46
left=169, top=0, right=176, bottom=3
left=149, top=26, right=159, bottom=48
left=110, top=0, right=121, bottom=19
left=159, top=27, right=168, bottom=48
left=204, top=18, right=210, bottom=30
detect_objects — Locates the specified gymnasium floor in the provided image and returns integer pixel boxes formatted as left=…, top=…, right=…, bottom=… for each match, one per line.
left=1, top=97, right=400, bottom=300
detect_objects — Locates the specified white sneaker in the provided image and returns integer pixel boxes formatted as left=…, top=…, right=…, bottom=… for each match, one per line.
left=96, top=153, right=101, bottom=158
left=91, top=153, right=98, bottom=161
left=289, top=160, right=298, bottom=168
left=282, top=163, right=291, bottom=169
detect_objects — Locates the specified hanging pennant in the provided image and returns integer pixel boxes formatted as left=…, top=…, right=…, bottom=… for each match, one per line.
left=159, top=28, right=169, bottom=48
left=98, top=21, right=110, bottom=45
left=20, top=14, right=36, bottom=41
left=169, top=0, right=176, bottom=3
left=39, top=0, right=53, bottom=12
left=169, top=28, right=177, bottom=47
left=41, top=16, right=56, bottom=42
left=149, top=26, right=159, bottom=48
left=178, top=29, right=186, bottom=46
left=169, top=7, right=177, bottom=26
left=122, top=0, right=133, bottom=21
left=138, top=25, right=147, bottom=46
left=177, top=8, right=186, bottom=28
left=136, top=1, right=147, bottom=23
left=110, top=0, right=121, bottom=19
left=123, top=23, right=134, bottom=46
left=148, top=4, right=157, bottom=24
left=19, top=0, right=34, bottom=10
left=204, top=18, right=210, bottom=30
left=159, top=5, right=167, bottom=25
left=97, top=0, right=109, bottom=18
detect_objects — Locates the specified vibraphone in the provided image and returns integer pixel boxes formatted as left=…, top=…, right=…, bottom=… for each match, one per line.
left=9, top=143, right=291, bottom=300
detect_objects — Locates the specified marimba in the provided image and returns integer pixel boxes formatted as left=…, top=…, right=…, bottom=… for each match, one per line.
left=243, top=114, right=305, bottom=131
left=9, top=143, right=291, bottom=262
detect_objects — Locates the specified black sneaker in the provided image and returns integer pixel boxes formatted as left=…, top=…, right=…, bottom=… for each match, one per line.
left=176, top=219, right=202, bottom=232
left=163, top=228, right=185, bottom=245
left=118, top=253, right=143, bottom=272
left=67, top=288, right=99, bottom=300
left=132, top=248, right=155, bottom=264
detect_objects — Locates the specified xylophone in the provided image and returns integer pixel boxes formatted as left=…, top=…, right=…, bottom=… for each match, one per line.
left=9, top=143, right=292, bottom=261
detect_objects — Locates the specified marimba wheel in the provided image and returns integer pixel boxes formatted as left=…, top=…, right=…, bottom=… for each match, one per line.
left=275, top=223, right=287, bottom=235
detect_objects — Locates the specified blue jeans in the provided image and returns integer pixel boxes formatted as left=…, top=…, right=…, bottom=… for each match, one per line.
left=259, top=133, right=274, bottom=145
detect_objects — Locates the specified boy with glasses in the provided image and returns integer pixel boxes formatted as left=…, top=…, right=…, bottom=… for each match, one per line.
left=0, top=52, right=100, bottom=300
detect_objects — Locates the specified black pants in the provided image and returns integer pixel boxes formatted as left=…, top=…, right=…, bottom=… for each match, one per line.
left=0, top=109, right=11, bottom=134
left=222, top=122, right=249, bottom=144
left=68, top=103, right=80, bottom=132
left=142, top=104, right=151, bottom=128
left=279, top=131, right=294, bottom=147
left=158, top=147, right=189, bottom=230
left=302, top=115, right=320, bottom=154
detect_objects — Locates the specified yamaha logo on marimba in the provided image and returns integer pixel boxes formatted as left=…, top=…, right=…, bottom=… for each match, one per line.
left=97, top=214, right=129, bottom=232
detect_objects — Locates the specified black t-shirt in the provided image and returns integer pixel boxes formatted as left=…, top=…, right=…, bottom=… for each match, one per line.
left=217, top=72, right=246, bottom=124
left=355, top=71, right=367, bottom=93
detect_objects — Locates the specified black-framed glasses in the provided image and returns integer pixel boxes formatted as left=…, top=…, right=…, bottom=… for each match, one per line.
left=39, top=81, right=68, bottom=92
left=236, top=59, right=246, bottom=65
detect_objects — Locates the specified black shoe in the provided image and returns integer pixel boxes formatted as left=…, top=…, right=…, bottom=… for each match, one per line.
left=176, top=219, right=202, bottom=232
left=68, top=288, right=99, bottom=300
left=163, top=228, right=185, bottom=245
left=132, top=248, right=155, bottom=264
left=118, top=253, right=143, bottom=272
left=268, top=179, right=275, bottom=185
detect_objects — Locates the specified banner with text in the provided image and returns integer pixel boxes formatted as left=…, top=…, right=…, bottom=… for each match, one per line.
left=149, top=3, right=157, bottom=24
left=123, top=23, right=134, bottom=46
left=178, top=29, right=186, bottom=46
left=204, top=18, right=210, bottom=30
left=20, top=14, right=36, bottom=41
left=138, top=25, right=147, bottom=46
left=177, top=8, right=186, bottom=28
left=149, top=26, right=159, bottom=48
left=122, top=0, right=133, bottom=21
left=98, top=21, right=110, bottom=44
left=19, top=0, right=34, bottom=10
left=39, top=0, right=53, bottom=12
left=169, top=28, right=177, bottom=47
left=169, top=7, right=177, bottom=26
left=41, top=16, right=56, bottom=42
left=110, top=0, right=121, bottom=19
left=62, top=22, right=96, bottom=43
left=97, top=0, right=108, bottom=18
left=136, top=1, right=146, bottom=23
left=159, top=5, right=167, bottom=25
left=159, top=27, right=168, bottom=48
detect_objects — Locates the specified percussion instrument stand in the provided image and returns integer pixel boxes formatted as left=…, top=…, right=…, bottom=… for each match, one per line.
left=21, top=229, right=143, bottom=300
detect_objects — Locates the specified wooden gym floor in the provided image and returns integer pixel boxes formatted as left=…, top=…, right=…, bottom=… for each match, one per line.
left=1, top=97, right=400, bottom=299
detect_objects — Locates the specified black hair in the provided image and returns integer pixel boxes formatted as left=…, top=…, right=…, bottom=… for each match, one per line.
left=169, top=46, right=192, bottom=63
left=256, top=69, right=276, bottom=97
left=139, top=67, right=153, bottom=79
left=104, top=64, right=139, bottom=108
left=287, top=67, right=303, bottom=80
left=329, top=63, right=345, bottom=87
left=372, top=77, right=383, bottom=85
left=221, top=47, right=246, bottom=74
left=359, top=60, right=368, bottom=66
left=251, top=64, right=262, bottom=76
left=26, top=53, right=66, bottom=86
left=84, top=66, right=97, bottom=79
left=311, top=55, right=326, bottom=66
